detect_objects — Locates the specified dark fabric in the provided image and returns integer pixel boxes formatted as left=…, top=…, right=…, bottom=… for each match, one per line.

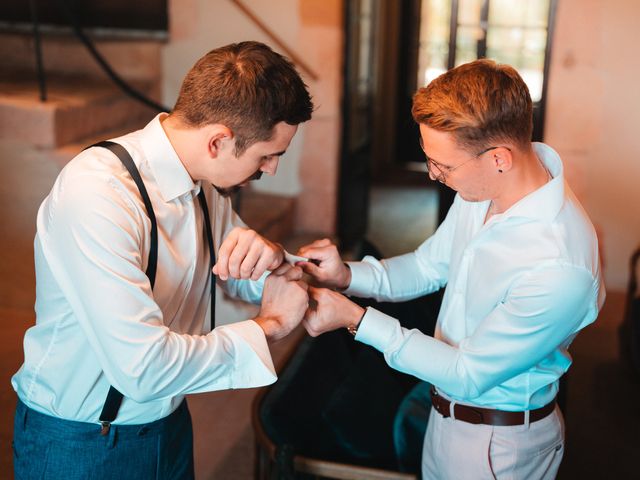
left=258, top=239, right=443, bottom=473
left=620, top=247, right=640, bottom=377
left=393, top=381, right=432, bottom=474
left=197, top=189, right=216, bottom=332
left=13, top=399, right=194, bottom=480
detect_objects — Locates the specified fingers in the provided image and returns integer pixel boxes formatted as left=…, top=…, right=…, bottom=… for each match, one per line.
left=213, top=227, right=284, bottom=281
left=272, top=263, right=304, bottom=281
left=212, top=228, right=240, bottom=280
left=237, top=239, right=263, bottom=279
left=297, top=238, right=333, bottom=257
left=251, top=248, right=277, bottom=281
left=303, top=287, right=352, bottom=335
left=295, top=260, right=321, bottom=277
left=298, top=238, right=331, bottom=251
left=228, top=229, right=261, bottom=279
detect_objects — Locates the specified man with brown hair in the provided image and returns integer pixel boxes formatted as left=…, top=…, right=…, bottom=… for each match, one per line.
left=12, top=41, right=313, bottom=479
left=297, top=59, right=605, bottom=478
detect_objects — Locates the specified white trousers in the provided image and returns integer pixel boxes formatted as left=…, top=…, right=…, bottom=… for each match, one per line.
left=422, top=404, right=564, bottom=479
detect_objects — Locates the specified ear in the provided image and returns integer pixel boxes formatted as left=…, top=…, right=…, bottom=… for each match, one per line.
left=493, top=147, right=513, bottom=173
left=207, top=125, right=234, bottom=159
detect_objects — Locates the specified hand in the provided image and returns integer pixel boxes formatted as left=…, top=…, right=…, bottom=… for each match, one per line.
left=296, top=239, right=351, bottom=289
left=254, top=263, right=309, bottom=342
left=303, top=287, right=365, bottom=337
left=213, top=227, right=284, bottom=281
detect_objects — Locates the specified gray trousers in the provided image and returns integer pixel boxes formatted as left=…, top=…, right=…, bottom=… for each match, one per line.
left=422, top=404, right=564, bottom=479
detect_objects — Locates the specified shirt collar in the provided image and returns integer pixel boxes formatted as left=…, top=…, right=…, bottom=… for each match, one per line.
left=139, top=113, right=198, bottom=202
left=488, top=142, right=565, bottom=223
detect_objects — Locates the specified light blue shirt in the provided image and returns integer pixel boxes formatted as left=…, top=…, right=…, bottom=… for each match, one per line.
left=12, top=114, right=276, bottom=424
left=346, top=143, right=605, bottom=411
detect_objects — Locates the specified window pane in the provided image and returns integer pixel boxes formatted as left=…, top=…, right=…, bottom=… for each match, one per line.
left=487, top=27, right=547, bottom=101
left=489, top=0, right=549, bottom=28
left=418, top=0, right=552, bottom=101
left=458, top=0, right=483, bottom=26
left=417, top=0, right=452, bottom=86
left=455, top=25, right=483, bottom=66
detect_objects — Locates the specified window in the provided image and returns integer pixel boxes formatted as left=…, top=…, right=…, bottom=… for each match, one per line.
left=417, top=0, right=557, bottom=140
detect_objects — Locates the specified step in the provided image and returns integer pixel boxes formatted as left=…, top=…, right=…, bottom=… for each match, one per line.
left=0, top=33, right=163, bottom=84
left=50, top=119, right=152, bottom=168
left=0, top=74, right=160, bottom=149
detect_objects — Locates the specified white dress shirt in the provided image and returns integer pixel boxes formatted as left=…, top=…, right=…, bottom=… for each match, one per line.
left=346, top=143, right=605, bottom=411
left=12, top=114, right=276, bottom=424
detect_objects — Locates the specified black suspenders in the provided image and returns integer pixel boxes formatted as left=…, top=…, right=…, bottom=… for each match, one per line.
left=89, top=141, right=216, bottom=434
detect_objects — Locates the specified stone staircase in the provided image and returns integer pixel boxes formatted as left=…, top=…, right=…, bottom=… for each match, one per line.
left=0, top=74, right=158, bottom=149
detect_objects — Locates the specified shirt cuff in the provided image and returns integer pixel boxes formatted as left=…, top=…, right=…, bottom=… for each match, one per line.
left=353, top=306, right=397, bottom=349
left=221, top=319, right=277, bottom=388
left=343, top=260, right=376, bottom=297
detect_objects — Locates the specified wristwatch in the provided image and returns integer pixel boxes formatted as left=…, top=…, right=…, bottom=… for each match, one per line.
left=347, top=307, right=367, bottom=337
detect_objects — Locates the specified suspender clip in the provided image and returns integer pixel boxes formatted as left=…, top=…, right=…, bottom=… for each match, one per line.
left=100, top=421, right=111, bottom=436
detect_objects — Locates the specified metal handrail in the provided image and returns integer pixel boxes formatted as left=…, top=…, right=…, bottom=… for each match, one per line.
left=28, top=0, right=47, bottom=102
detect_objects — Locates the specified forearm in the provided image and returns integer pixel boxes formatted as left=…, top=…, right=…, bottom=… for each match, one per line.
left=344, top=252, right=446, bottom=301
left=97, top=320, right=276, bottom=402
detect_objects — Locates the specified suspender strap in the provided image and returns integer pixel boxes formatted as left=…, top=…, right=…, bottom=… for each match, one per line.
left=89, top=141, right=159, bottom=433
left=197, top=190, right=216, bottom=332
left=92, top=141, right=158, bottom=287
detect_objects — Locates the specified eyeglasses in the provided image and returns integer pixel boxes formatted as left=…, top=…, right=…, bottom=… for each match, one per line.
left=418, top=138, right=510, bottom=183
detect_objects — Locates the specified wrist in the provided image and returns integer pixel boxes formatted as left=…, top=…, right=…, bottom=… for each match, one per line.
left=339, top=263, right=352, bottom=290
left=346, top=305, right=366, bottom=337
left=253, top=316, right=278, bottom=342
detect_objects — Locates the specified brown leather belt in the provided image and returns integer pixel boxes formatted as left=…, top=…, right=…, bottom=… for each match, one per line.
left=430, top=386, right=556, bottom=426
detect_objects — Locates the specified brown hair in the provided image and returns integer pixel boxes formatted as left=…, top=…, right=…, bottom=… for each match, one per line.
left=173, top=41, right=313, bottom=154
left=412, top=59, right=532, bottom=152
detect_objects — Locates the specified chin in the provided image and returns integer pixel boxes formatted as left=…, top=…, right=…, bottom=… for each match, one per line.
left=213, top=184, right=242, bottom=197
left=457, top=192, right=483, bottom=202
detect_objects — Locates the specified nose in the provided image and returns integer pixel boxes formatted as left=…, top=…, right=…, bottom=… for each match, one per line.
left=426, top=160, right=443, bottom=183
left=261, top=157, right=279, bottom=176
